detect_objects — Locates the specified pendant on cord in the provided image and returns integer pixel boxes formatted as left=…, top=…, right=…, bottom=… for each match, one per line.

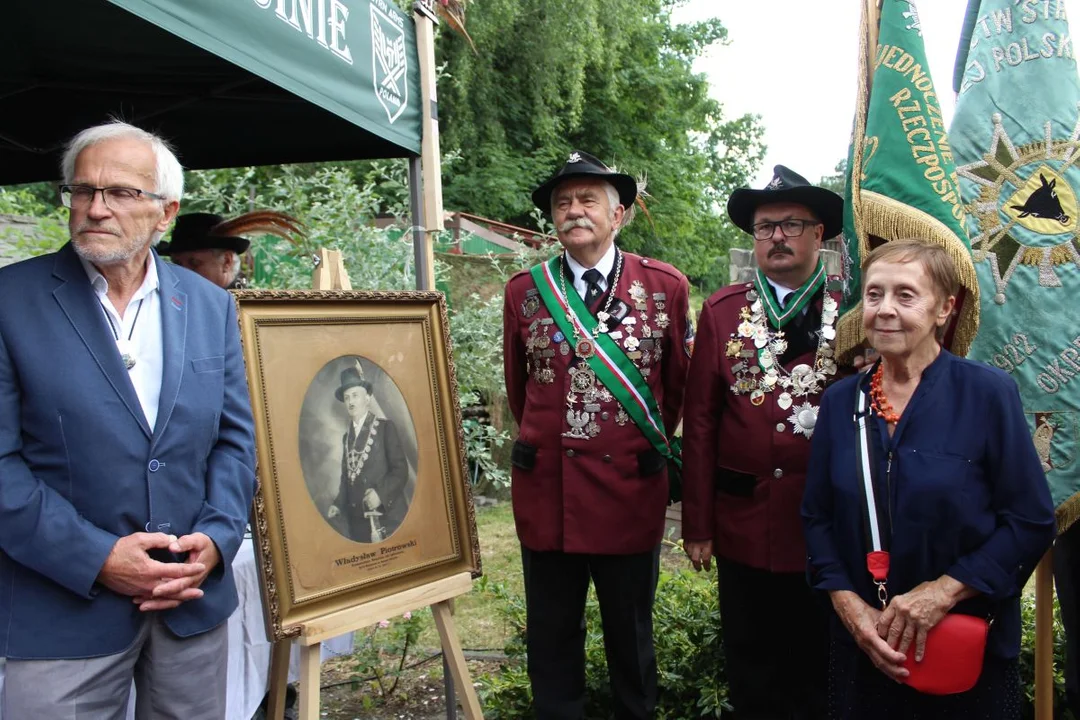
left=117, top=339, right=136, bottom=370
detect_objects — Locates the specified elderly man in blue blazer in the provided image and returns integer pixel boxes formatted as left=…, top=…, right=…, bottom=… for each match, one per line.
left=0, top=121, right=256, bottom=719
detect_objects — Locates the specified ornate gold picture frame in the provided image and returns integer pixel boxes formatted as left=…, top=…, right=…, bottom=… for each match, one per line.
left=234, top=290, right=481, bottom=640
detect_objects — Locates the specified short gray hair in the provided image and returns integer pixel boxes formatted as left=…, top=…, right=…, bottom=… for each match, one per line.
left=61, top=121, right=185, bottom=203
left=213, top=248, right=242, bottom=285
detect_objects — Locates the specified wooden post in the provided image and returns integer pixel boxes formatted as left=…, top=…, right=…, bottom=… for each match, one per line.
left=432, top=599, right=483, bottom=718
left=1035, top=549, right=1054, bottom=720
left=298, top=643, right=322, bottom=720
left=413, top=6, right=443, bottom=292
left=266, top=640, right=292, bottom=720
left=866, top=0, right=881, bottom=86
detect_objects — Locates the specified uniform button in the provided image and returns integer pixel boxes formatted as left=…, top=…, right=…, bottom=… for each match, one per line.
left=776, top=423, right=786, bottom=432
left=148, top=459, right=161, bottom=472
left=566, top=449, right=576, bottom=458
left=773, top=468, right=783, bottom=479
left=601, top=412, right=610, bottom=421
left=603, top=455, right=613, bottom=463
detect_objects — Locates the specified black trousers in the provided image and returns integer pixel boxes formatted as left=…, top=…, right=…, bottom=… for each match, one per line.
left=521, top=545, right=660, bottom=720
left=1055, top=520, right=1080, bottom=718
left=717, top=557, right=829, bottom=720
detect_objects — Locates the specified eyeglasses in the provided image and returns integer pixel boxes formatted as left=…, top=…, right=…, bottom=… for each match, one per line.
left=59, top=184, right=166, bottom=210
left=751, top=219, right=821, bottom=241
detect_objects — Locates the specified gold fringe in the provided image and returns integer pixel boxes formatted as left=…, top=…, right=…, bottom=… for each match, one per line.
left=1058, top=490, right=1080, bottom=535
left=835, top=1, right=982, bottom=360
left=864, top=191, right=980, bottom=356
left=836, top=0, right=872, bottom=363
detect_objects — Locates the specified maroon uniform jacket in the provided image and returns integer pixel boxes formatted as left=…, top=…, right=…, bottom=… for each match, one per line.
left=681, top=280, right=841, bottom=573
left=503, top=251, right=692, bottom=554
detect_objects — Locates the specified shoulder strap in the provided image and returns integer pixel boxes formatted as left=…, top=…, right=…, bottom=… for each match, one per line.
left=529, top=257, right=677, bottom=465
left=854, top=378, right=891, bottom=604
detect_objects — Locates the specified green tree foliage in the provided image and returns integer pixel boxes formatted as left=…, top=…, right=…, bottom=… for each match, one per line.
left=819, top=158, right=847, bottom=196
left=436, top=0, right=765, bottom=289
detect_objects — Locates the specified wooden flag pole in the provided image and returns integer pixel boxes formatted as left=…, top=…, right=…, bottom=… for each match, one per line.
left=866, top=0, right=881, bottom=86
left=413, top=3, right=444, bottom=292
left=1036, top=549, right=1054, bottom=720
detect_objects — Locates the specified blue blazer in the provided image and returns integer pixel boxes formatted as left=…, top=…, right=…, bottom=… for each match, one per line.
left=0, top=245, right=256, bottom=659
left=802, top=350, right=1055, bottom=659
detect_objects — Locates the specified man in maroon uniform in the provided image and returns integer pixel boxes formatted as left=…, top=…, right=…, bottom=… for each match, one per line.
left=681, top=166, right=843, bottom=720
left=503, top=151, right=692, bottom=719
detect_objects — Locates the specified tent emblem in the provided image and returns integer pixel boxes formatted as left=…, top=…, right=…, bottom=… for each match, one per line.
left=371, top=6, right=409, bottom=124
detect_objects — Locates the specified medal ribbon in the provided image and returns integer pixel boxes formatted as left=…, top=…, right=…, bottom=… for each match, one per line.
left=530, top=258, right=677, bottom=464
left=754, top=258, right=825, bottom=329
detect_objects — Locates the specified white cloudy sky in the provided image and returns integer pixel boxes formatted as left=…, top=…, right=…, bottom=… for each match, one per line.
left=670, top=0, right=1061, bottom=187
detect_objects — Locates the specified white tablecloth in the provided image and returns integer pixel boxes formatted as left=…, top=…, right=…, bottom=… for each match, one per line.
left=0, top=537, right=353, bottom=720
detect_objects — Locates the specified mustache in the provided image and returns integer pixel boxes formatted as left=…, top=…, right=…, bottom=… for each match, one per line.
left=75, top=222, right=121, bottom=236
left=559, top=218, right=597, bottom=232
left=768, top=245, right=794, bottom=257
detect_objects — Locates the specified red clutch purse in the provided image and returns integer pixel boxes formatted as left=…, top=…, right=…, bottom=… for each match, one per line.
left=901, top=613, right=990, bottom=695
left=854, top=388, right=989, bottom=696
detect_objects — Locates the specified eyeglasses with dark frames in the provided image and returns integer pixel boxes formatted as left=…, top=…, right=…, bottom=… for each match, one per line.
left=751, top=218, right=822, bottom=241
left=58, top=185, right=166, bottom=210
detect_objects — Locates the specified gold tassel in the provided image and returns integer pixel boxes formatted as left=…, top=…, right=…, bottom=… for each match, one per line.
left=1057, top=491, right=1080, bottom=535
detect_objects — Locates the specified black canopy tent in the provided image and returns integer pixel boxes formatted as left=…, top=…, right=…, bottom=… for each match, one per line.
left=2, top=0, right=438, bottom=288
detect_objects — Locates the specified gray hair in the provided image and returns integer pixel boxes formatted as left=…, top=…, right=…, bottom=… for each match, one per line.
left=61, top=121, right=185, bottom=203
left=213, top=248, right=242, bottom=286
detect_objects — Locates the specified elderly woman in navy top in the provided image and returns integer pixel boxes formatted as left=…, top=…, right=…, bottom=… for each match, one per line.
left=802, top=240, right=1055, bottom=719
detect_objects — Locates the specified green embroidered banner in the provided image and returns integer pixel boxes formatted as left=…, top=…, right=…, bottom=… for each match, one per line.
left=951, top=0, right=1080, bottom=530
left=837, top=0, right=980, bottom=360
left=106, top=0, right=422, bottom=153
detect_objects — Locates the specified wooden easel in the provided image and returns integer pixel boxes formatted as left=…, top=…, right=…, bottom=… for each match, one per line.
left=311, top=248, right=352, bottom=291
left=265, top=249, right=483, bottom=720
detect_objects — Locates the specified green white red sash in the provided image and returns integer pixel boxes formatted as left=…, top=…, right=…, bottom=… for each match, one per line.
left=529, top=257, right=679, bottom=465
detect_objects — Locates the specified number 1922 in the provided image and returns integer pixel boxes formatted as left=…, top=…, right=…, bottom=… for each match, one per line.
left=991, top=333, right=1038, bottom=373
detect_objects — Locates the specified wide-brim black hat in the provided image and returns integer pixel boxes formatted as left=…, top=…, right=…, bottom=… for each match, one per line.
left=335, top=367, right=373, bottom=402
left=727, top=165, right=843, bottom=240
left=531, top=150, right=638, bottom=215
left=158, top=212, right=251, bottom=256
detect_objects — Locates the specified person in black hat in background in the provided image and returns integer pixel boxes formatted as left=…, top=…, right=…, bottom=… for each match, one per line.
left=680, top=166, right=845, bottom=720
left=159, top=210, right=303, bottom=289
left=503, top=150, right=692, bottom=719
left=327, top=361, right=409, bottom=543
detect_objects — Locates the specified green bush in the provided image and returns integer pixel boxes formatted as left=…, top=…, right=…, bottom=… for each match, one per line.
left=478, top=570, right=1072, bottom=719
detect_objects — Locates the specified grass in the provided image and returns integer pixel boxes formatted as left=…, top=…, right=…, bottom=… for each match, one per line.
left=416, top=503, right=523, bottom=653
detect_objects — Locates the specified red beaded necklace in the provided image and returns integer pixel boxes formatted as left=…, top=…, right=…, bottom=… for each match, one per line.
left=869, top=363, right=902, bottom=424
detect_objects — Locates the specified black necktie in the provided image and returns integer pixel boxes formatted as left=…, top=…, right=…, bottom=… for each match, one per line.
left=582, top=268, right=604, bottom=304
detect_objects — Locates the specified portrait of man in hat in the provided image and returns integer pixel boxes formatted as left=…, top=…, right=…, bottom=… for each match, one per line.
left=680, top=165, right=845, bottom=720
left=297, top=356, right=417, bottom=544
left=503, top=149, right=692, bottom=718
left=159, top=210, right=302, bottom=289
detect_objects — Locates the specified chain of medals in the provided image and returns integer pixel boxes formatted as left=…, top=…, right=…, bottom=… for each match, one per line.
left=727, top=285, right=839, bottom=438
left=558, top=253, right=629, bottom=439
left=346, top=418, right=379, bottom=483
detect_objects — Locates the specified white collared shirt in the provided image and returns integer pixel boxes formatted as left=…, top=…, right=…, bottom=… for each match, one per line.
left=765, top=276, right=796, bottom=309
left=81, top=253, right=164, bottom=430
left=350, top=412, right=372, bottom=437
left=564, top=243, right=617, bottom=301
